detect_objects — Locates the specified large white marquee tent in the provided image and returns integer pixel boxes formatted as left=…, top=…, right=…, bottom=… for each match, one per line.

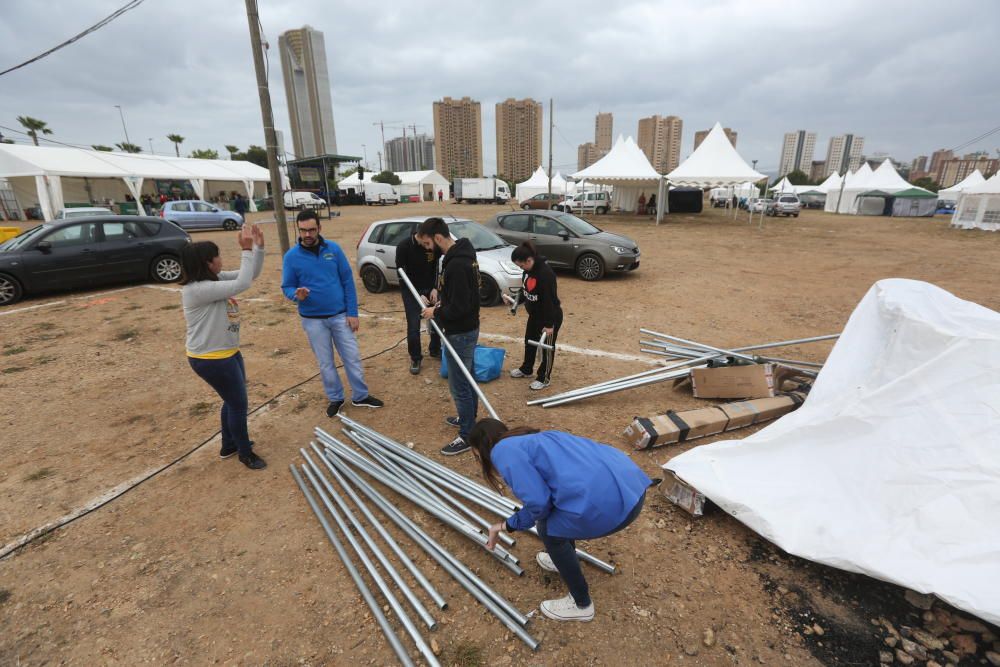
left=571, top=136, right=661, bottom=213
left=666, top=123, right=765, bottom=188
left=938, top=170, right=986, bottom=205
left=515, top=167, right=574, bottom=203
left=394, top=170, right=450, bottom=201
left=823, top=163, right=873, bottom=213
left=0, top=144, right=270, bottom=220
left=952, top=173, right=1000, bottom=231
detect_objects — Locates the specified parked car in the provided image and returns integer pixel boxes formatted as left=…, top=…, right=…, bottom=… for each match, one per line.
left=283, top=191, right=329, bottom=210
left=363, top=182, right=401, bottom=206
left=767, top=194, right=802, bottom=217
left=748, top=198, right=772, bottom=213
left=553, top=191, right=611, bottom=215
left=160, top=200, right=243, bottom=231
left=484, top=210, right=640, bottom=281
left=355, top=216, right=521, bottom=306
left=55, top=207, right=114, bottom=219
left=520, top=192, right=565, bottom=210
left=0, top=216, right=191, bottom=306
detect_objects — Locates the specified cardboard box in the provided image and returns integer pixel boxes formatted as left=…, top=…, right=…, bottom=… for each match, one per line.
left=661, top=470, right=706, bottom=517
left=691, top=364, right=776, bottom=399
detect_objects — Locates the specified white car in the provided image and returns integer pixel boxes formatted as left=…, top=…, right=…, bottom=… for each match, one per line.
left=554, top=191, right=611, bottom=214
left=55, top=207, right=114, bottom=219
left=748, top=198, right=772, bottom=213
left=283, top=191, right=327, bottom=210
left=355, top=216, right=522, bottom=306
left=364, top=182, right=400, bottom=206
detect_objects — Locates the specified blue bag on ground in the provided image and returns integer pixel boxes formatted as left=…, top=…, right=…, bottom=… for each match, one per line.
left=440, top=345, right=506, bottom=382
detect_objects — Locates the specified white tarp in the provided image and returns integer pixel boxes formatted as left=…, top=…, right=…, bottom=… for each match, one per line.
left=938, top=170, right=986, bottom=204
left=665, top=279, right=1000, bottom=625
left=666, top=122, right=765, bottom=187
left=951, top=173, right=1000, bottom=231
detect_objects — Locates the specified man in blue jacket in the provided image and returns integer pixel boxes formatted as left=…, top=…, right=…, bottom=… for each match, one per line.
left=282, top=210, right=384, bottom=416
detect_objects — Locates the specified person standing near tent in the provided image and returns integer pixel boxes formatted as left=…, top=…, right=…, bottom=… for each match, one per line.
left=470, top=419, right=652, bottom=622
left=438, top=189, right=444, bottom=202
left=233, top=193, right=248, bottom=221
left=396, top=227, right=441, bottom=374
left=502, top=241, right=562, bottom=390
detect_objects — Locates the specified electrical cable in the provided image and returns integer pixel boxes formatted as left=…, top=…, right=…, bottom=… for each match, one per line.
left=0, top=334, right=408, bottom=562
left=948, top=124, right=1000, bottom=154
left=0, top=0, right=147, bottom=77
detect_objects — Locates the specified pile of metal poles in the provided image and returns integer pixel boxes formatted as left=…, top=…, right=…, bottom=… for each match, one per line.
left=290, top=417, right=617, bottom=665
left=529, top=330, right=839, bottom=408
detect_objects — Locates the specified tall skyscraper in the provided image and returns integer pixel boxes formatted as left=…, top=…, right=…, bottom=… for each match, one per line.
left=825, top=134, right=865, bottom=176
left=495, top=98, right=543, bottom=183
left=385, top=134, right=435, bottom=172
left=778, top=130, right=816, bottom=176
left=433, top=96, right=483, bottom=179
left=636, top=115, right=683, bottom=173
left=278, top=26, right=337, bottom=158
left=595, top=112, right=613, bottom=152
left=911, top=155, right=928, bottom=173
left=928, top=149, right=954, bottom=182
left=577, top=142, right=601, bottom=171
left=694, top=127, right=737, bottom=150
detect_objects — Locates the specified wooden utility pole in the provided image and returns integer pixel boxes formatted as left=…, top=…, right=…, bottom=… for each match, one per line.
left=547, top=98, right=554, bottom=200
left=245, top=0, right=289, bottom=252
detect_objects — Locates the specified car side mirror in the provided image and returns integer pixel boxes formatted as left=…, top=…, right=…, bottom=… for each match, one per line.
left=559, top=232, right=570, bottom=241
left=36, top=240, right=52, bottom=253
left=212, top=207, right=219, bottom=212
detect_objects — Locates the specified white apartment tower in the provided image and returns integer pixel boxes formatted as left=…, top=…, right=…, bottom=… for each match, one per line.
left=279, top=26, right=338, bottom=158
left=778, top=130, right=816, bottom=176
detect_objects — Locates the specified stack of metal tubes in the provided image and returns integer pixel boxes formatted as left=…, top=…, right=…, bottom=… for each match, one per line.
left=529, top=330, right=839, bottom=408
left=289, top=416, right=616, bottom=666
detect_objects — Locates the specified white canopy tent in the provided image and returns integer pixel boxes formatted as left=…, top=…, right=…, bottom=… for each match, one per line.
left=571, top=136, right=662, bottom=213
left=814, top=172, right=842, bottom=194
left=337, top=171, right=375, bottom=190
left=0, top=144, right=270, bottom=220
left=827, top=160, right=915, bottom=214
left=938, top=170, right=986, bottom=204
left=951, top=173, right=1000, bottom=231
left=770, top=176, right=794, bottom=194
left=666, top=122, right=766, bottom=188
left=394, top=170, right=450, bottom=201
left=824, top=163, right=872, bottom=213
left=515, top=167, right=574, bottom=202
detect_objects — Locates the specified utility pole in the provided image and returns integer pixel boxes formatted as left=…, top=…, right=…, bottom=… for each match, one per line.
left=547, top=98, right=554, bottom=199
left=377, top=150, right=383, bottom=172
left=401, top=126, right=408, bottom=171
left=114, top=105, right=130, bottom=145
left=244, top=0, right=289, bottom=252
left=410, top=124, right=420, bottom=169
left=148, top=138, right=154, bottom=154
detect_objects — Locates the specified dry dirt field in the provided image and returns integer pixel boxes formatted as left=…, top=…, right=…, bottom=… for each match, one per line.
left=1, top=202, right=999, bottom=666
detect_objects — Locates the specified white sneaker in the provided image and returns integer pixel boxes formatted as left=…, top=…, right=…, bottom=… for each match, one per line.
left=529, top=380, right=550, bottom=391
left=536, top=552, right=558, bottom=572
left=540, top=594, right=594, bottom=622
left=510, top=368, right=529, bottom=378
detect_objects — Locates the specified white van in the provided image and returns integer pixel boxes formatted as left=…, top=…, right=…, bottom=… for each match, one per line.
left=364, top=182, right=400, bottom=206
left=283, top=191, right=327, bottom=210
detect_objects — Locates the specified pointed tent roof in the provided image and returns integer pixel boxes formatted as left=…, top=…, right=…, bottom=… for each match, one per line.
left=862, top=159, right=912, bottom=193
left=517, top=166, right=549, bottom=187
left=939, top=170, right=986, bottom=199
left=571, top=136, right=662, bottom=185
left=771, top=176, right=794, bottom=193
left=815, top=172, right=842, bottom=194
left=666, top=122, right=765, bottom=187
left=964, top=172, right=1000, bottom=195
left=338, top=171, right=374, bottom=186
left=552, top=171, right=569, bottom=189
left=843, top=163, right=874, bottom=188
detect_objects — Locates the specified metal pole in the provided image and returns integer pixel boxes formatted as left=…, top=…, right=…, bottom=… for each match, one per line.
left=541, top=366, right=703, bottom=408
left=639, top=328, right=758, bottom=364
left=114, top=105, right=130, bottom=145
left=398, top=268, right=500, bottom=419
left=289, top=465, right=415, bottom=667
left=526, top=331, right=552, bottom=352
left=547, top=98, right=554, bottom=199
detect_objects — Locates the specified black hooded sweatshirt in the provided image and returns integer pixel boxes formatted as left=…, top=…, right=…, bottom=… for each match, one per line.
left=517, top=256, right=561, bottom=327
left=435, top=238, right=480, bottom=334
left=395, top=233, right=440, bottom=294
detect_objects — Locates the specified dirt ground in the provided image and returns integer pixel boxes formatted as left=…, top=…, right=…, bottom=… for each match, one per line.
left=2, top=202, right=999, bottom=666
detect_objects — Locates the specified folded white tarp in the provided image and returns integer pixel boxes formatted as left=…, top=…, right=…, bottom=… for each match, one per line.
left=664, top=279, right=1000, bottom=625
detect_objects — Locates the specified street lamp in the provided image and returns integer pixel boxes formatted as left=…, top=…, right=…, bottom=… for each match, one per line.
left=114, top=105, right=131, bottom=145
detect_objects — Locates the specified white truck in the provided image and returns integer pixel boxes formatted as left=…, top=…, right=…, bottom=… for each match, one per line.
left=363, top=182, right=400, bottom=206
left=453, top=178, right=511, bottom=204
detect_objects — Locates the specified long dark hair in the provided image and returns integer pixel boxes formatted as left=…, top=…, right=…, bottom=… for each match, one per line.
left=510, top=240, right=537, bottom=264
left=179, top=241, right=220, bottom=285
left=468, top=419, right=541, bottom=491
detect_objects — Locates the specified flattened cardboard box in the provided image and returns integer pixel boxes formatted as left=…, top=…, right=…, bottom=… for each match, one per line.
left=691, top=364, right=776, bottom=399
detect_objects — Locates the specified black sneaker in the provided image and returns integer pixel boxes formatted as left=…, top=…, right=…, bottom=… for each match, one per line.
left=353, top=395, right=384, bottom=409
left=445, top=416, right=460, bottom=428
left=428, top=350, right=441, bottom=359
left=220, top=440, right=253, bottom=459
left=440, top=436, right=470, bottom=456
left=326, top=400, right=344, bottom=417
left=410, top=358, right=422, bottom=375
left=239, top=451, right=267, bottom=470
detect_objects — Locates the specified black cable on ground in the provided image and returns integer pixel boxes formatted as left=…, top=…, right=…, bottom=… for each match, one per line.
left=0, top=334, right=408, bottom=562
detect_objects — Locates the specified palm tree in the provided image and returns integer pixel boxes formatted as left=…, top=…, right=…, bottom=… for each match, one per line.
left=224, top=144, right=239, bottom=160
left=17, top=116, right=52, bottom=146
left=116, top=142, right=142, bottom=153
left=166, top=133, right=184, bottom=157
left=92, top=145, right=113, bottom=152
left=189, top=148, right=219, bottom=159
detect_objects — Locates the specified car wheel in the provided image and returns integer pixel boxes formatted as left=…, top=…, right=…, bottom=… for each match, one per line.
left=479, top=275, right=500, bottom=306
left=598, top=206, right=609, bottom=214
left=360, top=265, right=387, bottom=293
left=521, top=204, right=530, bottom=210
left=794, top=213, right=799, bottom=217
left=0, top=273, right=24, bottom=306
left=575, top=253, right=605, bottom=281
left=223, top=219, right=238, bottom=231
left=151, top=255, right=182, bottom=283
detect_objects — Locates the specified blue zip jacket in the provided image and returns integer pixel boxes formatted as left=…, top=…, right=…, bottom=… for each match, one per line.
left=492, top=431, right=652, bottom=539
left=281, top=237, right=359, bottom=318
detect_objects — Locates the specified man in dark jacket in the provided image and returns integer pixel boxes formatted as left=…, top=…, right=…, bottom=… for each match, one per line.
left=416, top=217, right=480, bottom=455
left=396, top=229, right=441, bottom=374
left=503, top=245, right=562, bottom=389
left=233, top=193, right=248, bottom=221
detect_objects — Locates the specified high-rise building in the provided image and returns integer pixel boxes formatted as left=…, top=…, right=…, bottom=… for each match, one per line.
left=694, top=127, right=737, bottom=150
left=433, top=97, right=483, bottom=179
left=495, top=98, right=543, bottom=183
left=577, top=142, right=601, bottom=171
left=928, top=149, right=954, bottom=182
left=636, top=115, right=683, bottom=173
left=595, top=112, right=613, bottom=152
left=911, top=155, right=928, bottom=173
left=825, top=134, right=865, bottom=176
left=778, top=130, right=816, bottom=176
left=385, top=134, right=435, bottom=172
left=809, top=160, right=828, bottom=182
left=937, top=157, right=1000, bottom=188
left=278, top=26, right=337, bottom=158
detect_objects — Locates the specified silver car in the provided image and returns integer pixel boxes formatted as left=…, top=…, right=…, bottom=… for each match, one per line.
left=55, top=207, right=113, bottom=219
left=355, top=216, right=522, bottom=306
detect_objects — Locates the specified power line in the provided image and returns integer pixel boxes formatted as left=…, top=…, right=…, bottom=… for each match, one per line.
left=0, top=0, right=147, bottom=77
left=949, top=124, right=1000, bottom=154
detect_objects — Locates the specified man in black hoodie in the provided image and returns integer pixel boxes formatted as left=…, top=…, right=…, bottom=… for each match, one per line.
left=396, top=229, right=441, bottom=374
left=416, top=217, right=481, bottom=455
left=503, top=241, right=563, bottom=390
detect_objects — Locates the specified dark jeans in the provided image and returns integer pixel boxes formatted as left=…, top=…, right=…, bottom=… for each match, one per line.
left=188, top=352, right=252, bottom=457
left=537, top=491, right=646, bottom=608
left=444, top=328, right=478, bottom=440
left=402, top=290, right=441, bottom=362
left=519, top=311, right=562, bottom=382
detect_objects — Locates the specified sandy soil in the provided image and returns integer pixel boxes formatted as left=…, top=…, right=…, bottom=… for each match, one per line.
left=1, top=202, right=999, bottom=666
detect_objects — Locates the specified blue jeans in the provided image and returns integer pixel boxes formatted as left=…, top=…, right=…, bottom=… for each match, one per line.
left=444, top=328, right=478, bottom=440
left=188, top=352, right=252, bottom=457
left=301, top=314, right=369, bottom=402
left=537, top=492, right=647, bottom=608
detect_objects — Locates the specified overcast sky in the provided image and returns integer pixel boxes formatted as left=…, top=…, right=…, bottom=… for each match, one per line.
left=1, top=0, right=998, bottom=177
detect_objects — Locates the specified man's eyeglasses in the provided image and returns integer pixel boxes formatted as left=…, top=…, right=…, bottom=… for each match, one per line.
left=298, top=227, right=319, bottom=235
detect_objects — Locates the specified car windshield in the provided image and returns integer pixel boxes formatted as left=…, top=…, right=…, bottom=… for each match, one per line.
left=551, top=212, right=601, bottom=235
left=448, top=220, right=508, bottom=250
left=0, top=224, right=48, bottom=251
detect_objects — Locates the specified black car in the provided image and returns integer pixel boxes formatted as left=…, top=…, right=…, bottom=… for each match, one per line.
left=0, top=216, right=191, bottom=306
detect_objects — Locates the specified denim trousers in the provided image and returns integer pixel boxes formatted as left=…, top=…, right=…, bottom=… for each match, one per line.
left=301, top=314, right=369, bottom=402
left=402, top=290, right=441, bottom=362
left=188, top=352, right=252, bottom=457
left=536, top=491, right=647, bottom=608
left=444, top=328, right=478, bottom=440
